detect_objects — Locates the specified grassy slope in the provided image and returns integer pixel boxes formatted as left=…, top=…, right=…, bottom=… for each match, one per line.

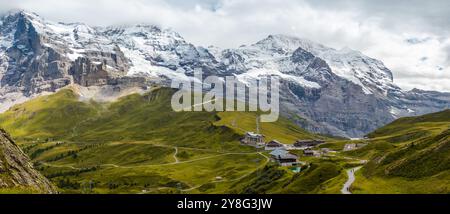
left=0, top=89, right=102, bottom=139
left=2, top=87, right=448, bottom=194
left=353, top=110, right=450, bottom=193
left=369, top=110, right=450, bottom=138
left=215, top=111, right=323, bottom=144
left=220, top=158, right=348, bottom=194
left=1, top=87, right=341, bottom=193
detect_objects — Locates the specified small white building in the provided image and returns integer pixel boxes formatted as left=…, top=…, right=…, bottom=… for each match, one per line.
left=241, top=132, right=265, bottom=148
left=343, top=144, right=357, bottom=151
left=344, top=143, right=368, bottom=151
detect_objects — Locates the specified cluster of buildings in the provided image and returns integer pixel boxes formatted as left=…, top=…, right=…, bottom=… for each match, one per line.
left=241, top=132, right=330, bottom=167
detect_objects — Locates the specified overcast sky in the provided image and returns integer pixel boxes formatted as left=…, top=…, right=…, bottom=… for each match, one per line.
left=1, top=0, right=449, bottom=92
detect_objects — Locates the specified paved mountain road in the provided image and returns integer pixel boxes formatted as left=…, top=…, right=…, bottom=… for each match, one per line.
left=341, top=166, right=362, bottom=194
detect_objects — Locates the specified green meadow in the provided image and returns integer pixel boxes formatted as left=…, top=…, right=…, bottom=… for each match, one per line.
left=351, top=110, right=450, bottom=193
left=1, top=86, right=448, bottom=194
left=0, top=87, right=350, bottom=193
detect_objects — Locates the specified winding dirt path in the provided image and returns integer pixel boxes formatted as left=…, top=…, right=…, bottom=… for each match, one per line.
left=173, top=147, right=179, bottom=163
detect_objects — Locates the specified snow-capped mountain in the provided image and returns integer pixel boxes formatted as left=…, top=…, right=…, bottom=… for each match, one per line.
left=219, top=34, right=399, bottom=95
left=1, top=10, right=449, bottom=137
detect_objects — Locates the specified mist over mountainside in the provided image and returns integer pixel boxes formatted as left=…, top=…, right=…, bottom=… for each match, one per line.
left=1, top=10, right=449, bottom=137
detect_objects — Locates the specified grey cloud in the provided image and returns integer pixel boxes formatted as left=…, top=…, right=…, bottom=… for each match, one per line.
left=445, top=45, right=450, bottom=66
left=305, top=0, right=450, bottom=35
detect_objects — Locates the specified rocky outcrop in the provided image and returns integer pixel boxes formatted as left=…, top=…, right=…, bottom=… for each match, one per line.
left=0, top=11, right=132, bottom=92
left=0, top=129, right=57, bottom=193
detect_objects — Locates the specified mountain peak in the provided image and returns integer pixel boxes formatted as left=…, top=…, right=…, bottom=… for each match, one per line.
left=103, top=24, right=185, bottom=43
left=0, top=9, right=52, bottom=37
left=263, top=34, right=309, bottom=43
left=2, top=9, right=42, bottom=23
left=253, top=34, right=324, bottom=53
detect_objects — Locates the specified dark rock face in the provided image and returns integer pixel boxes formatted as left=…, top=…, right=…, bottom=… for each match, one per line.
left=0, top=11, right=131, bottom=94
left=291, top=47, right=315, bottom=63
left=0, top=129, right=57, bottom=193
left=69, top=58, right=109, bottom=86
left=281, top=77, right=393, bottom=137
left=0, top=12, right=71, bottom=95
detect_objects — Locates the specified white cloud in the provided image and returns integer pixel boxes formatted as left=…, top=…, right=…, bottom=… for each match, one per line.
left=0, top=0, right=449, bottom=92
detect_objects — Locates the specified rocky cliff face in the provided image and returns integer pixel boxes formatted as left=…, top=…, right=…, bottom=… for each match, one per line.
left=0, top=11, right=133, bottom=93
left=0, top=129, right=57, bottom=193
left=0, top=11, right=71, bottom=95
left=1, top=10, right=449, bottom=138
